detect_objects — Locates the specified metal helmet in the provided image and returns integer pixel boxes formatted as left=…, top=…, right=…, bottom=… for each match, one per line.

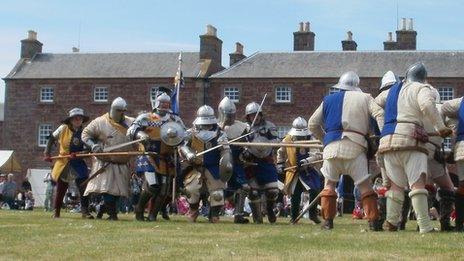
left=245, top=102, right=262, bottom=116
left=218, top=97, right=236, bottom=127
left=193, top=105, right=217, bottom=125
left=111, top=97, right=127, bottom=110
left=380, top=71, right=398, bottom=91
left=288, top=117, right=310, bottom=137
left=332, top=71, right=362, bottom=91
left=110, top=97, right=127, bottom=122
left=152, top=92, right=171, bottom=112
left=160, top=121, right=185, bottom=146
left=405, top=62, right=427, bottom=83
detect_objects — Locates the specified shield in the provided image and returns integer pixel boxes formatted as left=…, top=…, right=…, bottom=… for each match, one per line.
left=219, top=150, right=233, bottom=183
left=160, top=122, right=185, bottom=147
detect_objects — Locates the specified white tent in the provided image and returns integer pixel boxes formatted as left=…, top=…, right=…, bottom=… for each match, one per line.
left=0, top=150, right=21, bottom=173
left=26, top=169, right=51, bottom=207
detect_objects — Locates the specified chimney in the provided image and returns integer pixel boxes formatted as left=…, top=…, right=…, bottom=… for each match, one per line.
left=383, top=32, right=397, bottom=50
left=229, top=42, right=246, bottom=66
left=200, top=24, right=223, bottom=73
left=20, top=30, right=43, bottom=59
left=396, top=18, right=417, bottom=50
left=341, top=31, right=357, bottom=51
left=72, top=47, right=80, bottom=53
left=293, top=21, right=315, bottom=51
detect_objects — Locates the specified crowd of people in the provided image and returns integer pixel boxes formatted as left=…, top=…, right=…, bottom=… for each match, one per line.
left=0, top=173, right=35, bottom=210
left=6, top=62, right=463, bottom=234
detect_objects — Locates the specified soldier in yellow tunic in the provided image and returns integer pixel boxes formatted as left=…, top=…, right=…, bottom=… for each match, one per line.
left=276, top=117, right=322, bottom=224
left=82, top=97, right=135, bottom=220
left=43, top=108, right=93, bottom=219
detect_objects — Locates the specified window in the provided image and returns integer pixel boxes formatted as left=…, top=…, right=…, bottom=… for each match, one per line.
left=328, top=87, right=340, bottom=94
left=224, top=87, right=240, bottom=102
left=38, top=124, right=52, bottom=147
left=275, top=86, right=291, bottom=103
left=438, top=87, right=454, bottom=102
left=276, top=126, right=291, bottom=139
left=40, top=87, right=54, bottom=102
left=94, top=86, right=108, bottom=102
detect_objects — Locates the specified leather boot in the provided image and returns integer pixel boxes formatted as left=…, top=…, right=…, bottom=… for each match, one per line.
left=187, top=203, right=200, bottom=223
left=96, top=203, right=106, bottom=219
left=362, top=191, right=382, bottom=231
left=320, top=188, right=337, bottom=230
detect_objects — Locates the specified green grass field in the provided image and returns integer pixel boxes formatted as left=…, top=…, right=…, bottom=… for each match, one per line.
left=0, top=210, right=463, bottom=260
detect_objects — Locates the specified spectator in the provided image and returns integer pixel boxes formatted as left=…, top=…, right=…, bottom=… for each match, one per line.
left=2, top=173, right=17, bottom=209
left=25, top=191, right=34, bottom=210
left=43, top=172, right=55, bottom=212
left=0, top=174, right=6, bottom=205
left=21, top=177, right=32, bottom=192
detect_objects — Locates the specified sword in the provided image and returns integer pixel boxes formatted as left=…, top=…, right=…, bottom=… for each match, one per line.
left=283, top=159, right=324, bottom=171
left=180, top=131, right=255, bottom=162
left=249, top=93, right=267, bottom=129
left=102, top=138, right=146, bottom=152
left=79, top=162, right=111, bottom=187
left=291, top=191, right=322, bottom=224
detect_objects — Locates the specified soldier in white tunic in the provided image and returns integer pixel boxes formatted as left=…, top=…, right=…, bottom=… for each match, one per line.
left=308, top=71, right=385, bottom=230
left=82, top=97, right=135, bottom=220
left=377, top=63, right=452, bottom=233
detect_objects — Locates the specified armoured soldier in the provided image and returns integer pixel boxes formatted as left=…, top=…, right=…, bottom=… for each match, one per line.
left=217, top=97, right=250, bottom=224
left=374, top=71, right=399, bottom=228
left=276, top=117, right=322, bottom=224
left=43, top=108, right=93, bottom=219
left=441, top=92, right=464, bottom=232
left=82, top=97, right=135, bottom=220
left=179, top=105, right=232, bottom=223
left=127, top=92, right=185, bottom=222
left=377, top=63, right=452, bottom=233
left=242, top=102, right=280, bottom=224
left=308, top=71, right=385, bottom=230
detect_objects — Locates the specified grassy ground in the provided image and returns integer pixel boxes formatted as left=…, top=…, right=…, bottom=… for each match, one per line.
left=0, top=210, right=463, bottom=260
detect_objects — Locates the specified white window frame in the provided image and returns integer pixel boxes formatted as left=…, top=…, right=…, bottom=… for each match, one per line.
left=438, top=87, right=454, bottom=102
left=224, top=87, right=240, bottom=103
left=38, top=124, right=52, bottom=147
left=40, top=86, right=54, bottom=103
left=276, top=126, right=291, bottom=139
left=275, top=86, right=292, bottom=103
left=94, top=86, right=109, bottom=102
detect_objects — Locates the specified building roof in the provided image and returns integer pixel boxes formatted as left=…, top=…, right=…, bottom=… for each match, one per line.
left=4, top=52, right=205, bottom=79
left=211, top=51, right=464, bottom=78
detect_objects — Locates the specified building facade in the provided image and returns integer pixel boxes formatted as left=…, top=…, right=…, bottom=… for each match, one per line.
left=2, top=20, right=464, bottom=175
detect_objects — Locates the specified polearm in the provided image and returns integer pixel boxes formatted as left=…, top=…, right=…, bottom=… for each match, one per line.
left=50, top=151, right=160, bottom=160
left=229, top=142, right=323, bottom=149
left=291, top=191, right=322, bottom=224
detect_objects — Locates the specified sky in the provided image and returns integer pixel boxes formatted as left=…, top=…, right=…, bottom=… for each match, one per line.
left=1, top=0, right=464, bottom=102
